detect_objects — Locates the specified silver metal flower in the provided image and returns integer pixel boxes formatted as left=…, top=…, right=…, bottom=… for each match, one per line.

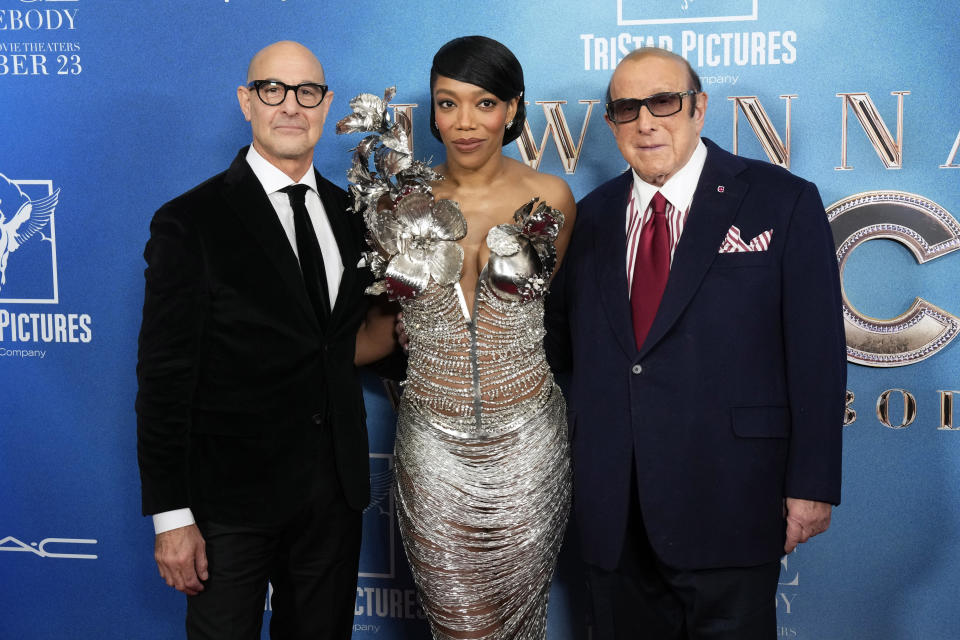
left=338, top=87, right=459, bottom=299
left=366, top=192, right=466, bottom=299
left=336, top=86, right=440, bottom=224
left=485, top=198, right=565, bottom=302
left=513, top=198, right=564, bottom=277
left=335, top=90, right=391, bottom=135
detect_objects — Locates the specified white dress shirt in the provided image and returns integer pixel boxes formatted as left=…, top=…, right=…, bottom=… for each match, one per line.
left=152, top=145, right=344, bottom=535
left=626, top=139, right=708, bottom=290
left=246, top=144, right=344, bottom=304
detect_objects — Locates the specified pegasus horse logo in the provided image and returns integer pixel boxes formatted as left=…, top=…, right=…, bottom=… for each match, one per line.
left=0, top=173, right=59, bottom=293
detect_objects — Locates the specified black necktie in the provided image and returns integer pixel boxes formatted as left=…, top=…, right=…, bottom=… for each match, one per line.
left=281, top=184, right=330, bottom=323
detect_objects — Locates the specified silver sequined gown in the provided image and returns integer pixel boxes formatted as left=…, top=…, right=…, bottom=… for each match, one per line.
left=394, top=204, right=571, bottom=640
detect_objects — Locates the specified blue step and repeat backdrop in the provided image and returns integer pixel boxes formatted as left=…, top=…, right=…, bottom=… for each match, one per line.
left=2, top=1, right=958, bottom=638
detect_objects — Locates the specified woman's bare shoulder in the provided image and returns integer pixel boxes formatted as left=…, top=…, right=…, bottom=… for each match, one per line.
left=504, top=158, right=573, bottom=203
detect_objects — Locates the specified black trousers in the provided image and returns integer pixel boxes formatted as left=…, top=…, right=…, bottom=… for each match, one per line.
left=185, top=468, right=362, bottom=639
left=587, top=492, right=780, bottom=640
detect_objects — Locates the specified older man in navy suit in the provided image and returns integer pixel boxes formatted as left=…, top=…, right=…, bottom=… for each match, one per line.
left=546, top=47, right=846, bottom=639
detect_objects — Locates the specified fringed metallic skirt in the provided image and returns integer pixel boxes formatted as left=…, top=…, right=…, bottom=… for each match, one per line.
left=394, top=387, right=571, bottom=640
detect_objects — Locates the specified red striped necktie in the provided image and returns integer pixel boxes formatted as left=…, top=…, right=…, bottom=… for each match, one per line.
left=630, top=191, right=669, bottom=350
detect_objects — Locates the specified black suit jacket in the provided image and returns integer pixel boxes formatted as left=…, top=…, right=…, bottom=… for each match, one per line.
left=546, top=138, right=846, bottom=571
left=137, top=147, right=372, bottom=525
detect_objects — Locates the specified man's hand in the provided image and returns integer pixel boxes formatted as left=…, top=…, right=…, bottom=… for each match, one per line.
left=155, top=524, right=208, bottom=596
left=784, top=498, right=832, bottom=554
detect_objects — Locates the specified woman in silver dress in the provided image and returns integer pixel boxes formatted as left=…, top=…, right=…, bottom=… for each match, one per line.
left=350, top=35, right=576, bottom=639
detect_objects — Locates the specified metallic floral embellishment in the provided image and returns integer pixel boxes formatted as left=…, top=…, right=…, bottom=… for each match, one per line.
left=337, top=87, right=467, bottom=300
left=335, top=86, right=443, bottom=230
left=486, top=225, right=521, bottom=256
left=371, top=191, right=466, bottom=300
left=486, top=198, right=564, bottom=302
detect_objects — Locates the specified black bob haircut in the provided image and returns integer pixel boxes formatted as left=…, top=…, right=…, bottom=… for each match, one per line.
left=429, top=35, right=526, bottom=146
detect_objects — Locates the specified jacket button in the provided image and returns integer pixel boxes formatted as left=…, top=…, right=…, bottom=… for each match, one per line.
left=312, top=413, right=325, bottom=426
left=631, top=364, right=642, bottom=375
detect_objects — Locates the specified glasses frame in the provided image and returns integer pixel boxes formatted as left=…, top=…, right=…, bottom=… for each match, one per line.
left=606, top=90, right=699, bottom=123
left=247, top=80, right=329, bottom=108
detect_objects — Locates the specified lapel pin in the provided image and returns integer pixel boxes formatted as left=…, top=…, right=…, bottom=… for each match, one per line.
left=717, top=185, right=725, bottom=193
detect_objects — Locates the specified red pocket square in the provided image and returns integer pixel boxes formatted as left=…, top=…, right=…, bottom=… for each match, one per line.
left=718, top=225, right=773, bottom=253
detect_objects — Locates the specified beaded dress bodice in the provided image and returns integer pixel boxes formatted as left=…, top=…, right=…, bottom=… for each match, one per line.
left=401, top=270, right=552, bottom=435
left=367, top=195, right=563, bottom=436
left=361, top=192, right=563, bottom=435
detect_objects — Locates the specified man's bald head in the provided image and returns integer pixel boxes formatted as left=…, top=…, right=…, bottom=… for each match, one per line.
left=605, top=47, right=701, bottom=107
left=246, top=40, right=325, bottom=84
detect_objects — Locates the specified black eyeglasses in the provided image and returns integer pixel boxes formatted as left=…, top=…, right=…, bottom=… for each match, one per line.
left=606, top=90, right=698, bottom=123
left=247, top=80, right=329, bottom=108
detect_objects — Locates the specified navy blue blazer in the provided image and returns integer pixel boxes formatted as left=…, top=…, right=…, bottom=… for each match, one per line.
left=546, top=138, right=846, bottom=571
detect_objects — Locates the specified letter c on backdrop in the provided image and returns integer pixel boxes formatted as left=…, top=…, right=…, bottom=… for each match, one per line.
left=828, top=191, right=960, bottom=367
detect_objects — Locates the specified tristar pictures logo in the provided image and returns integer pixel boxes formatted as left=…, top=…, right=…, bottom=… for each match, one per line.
left=0, top=173, right=59, bottom=304
left=618, top=0, right=758, bottom=25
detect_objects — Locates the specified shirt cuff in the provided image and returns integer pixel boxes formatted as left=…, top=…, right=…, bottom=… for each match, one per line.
left=152, top=508, right=196, bottom=535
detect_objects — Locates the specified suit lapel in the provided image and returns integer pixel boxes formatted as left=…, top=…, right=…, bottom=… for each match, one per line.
left=639, top=140, right=747, bottom=358
left=594, top=171, right=638, bottom=359
left=221, top=149, right=320, bottom=331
